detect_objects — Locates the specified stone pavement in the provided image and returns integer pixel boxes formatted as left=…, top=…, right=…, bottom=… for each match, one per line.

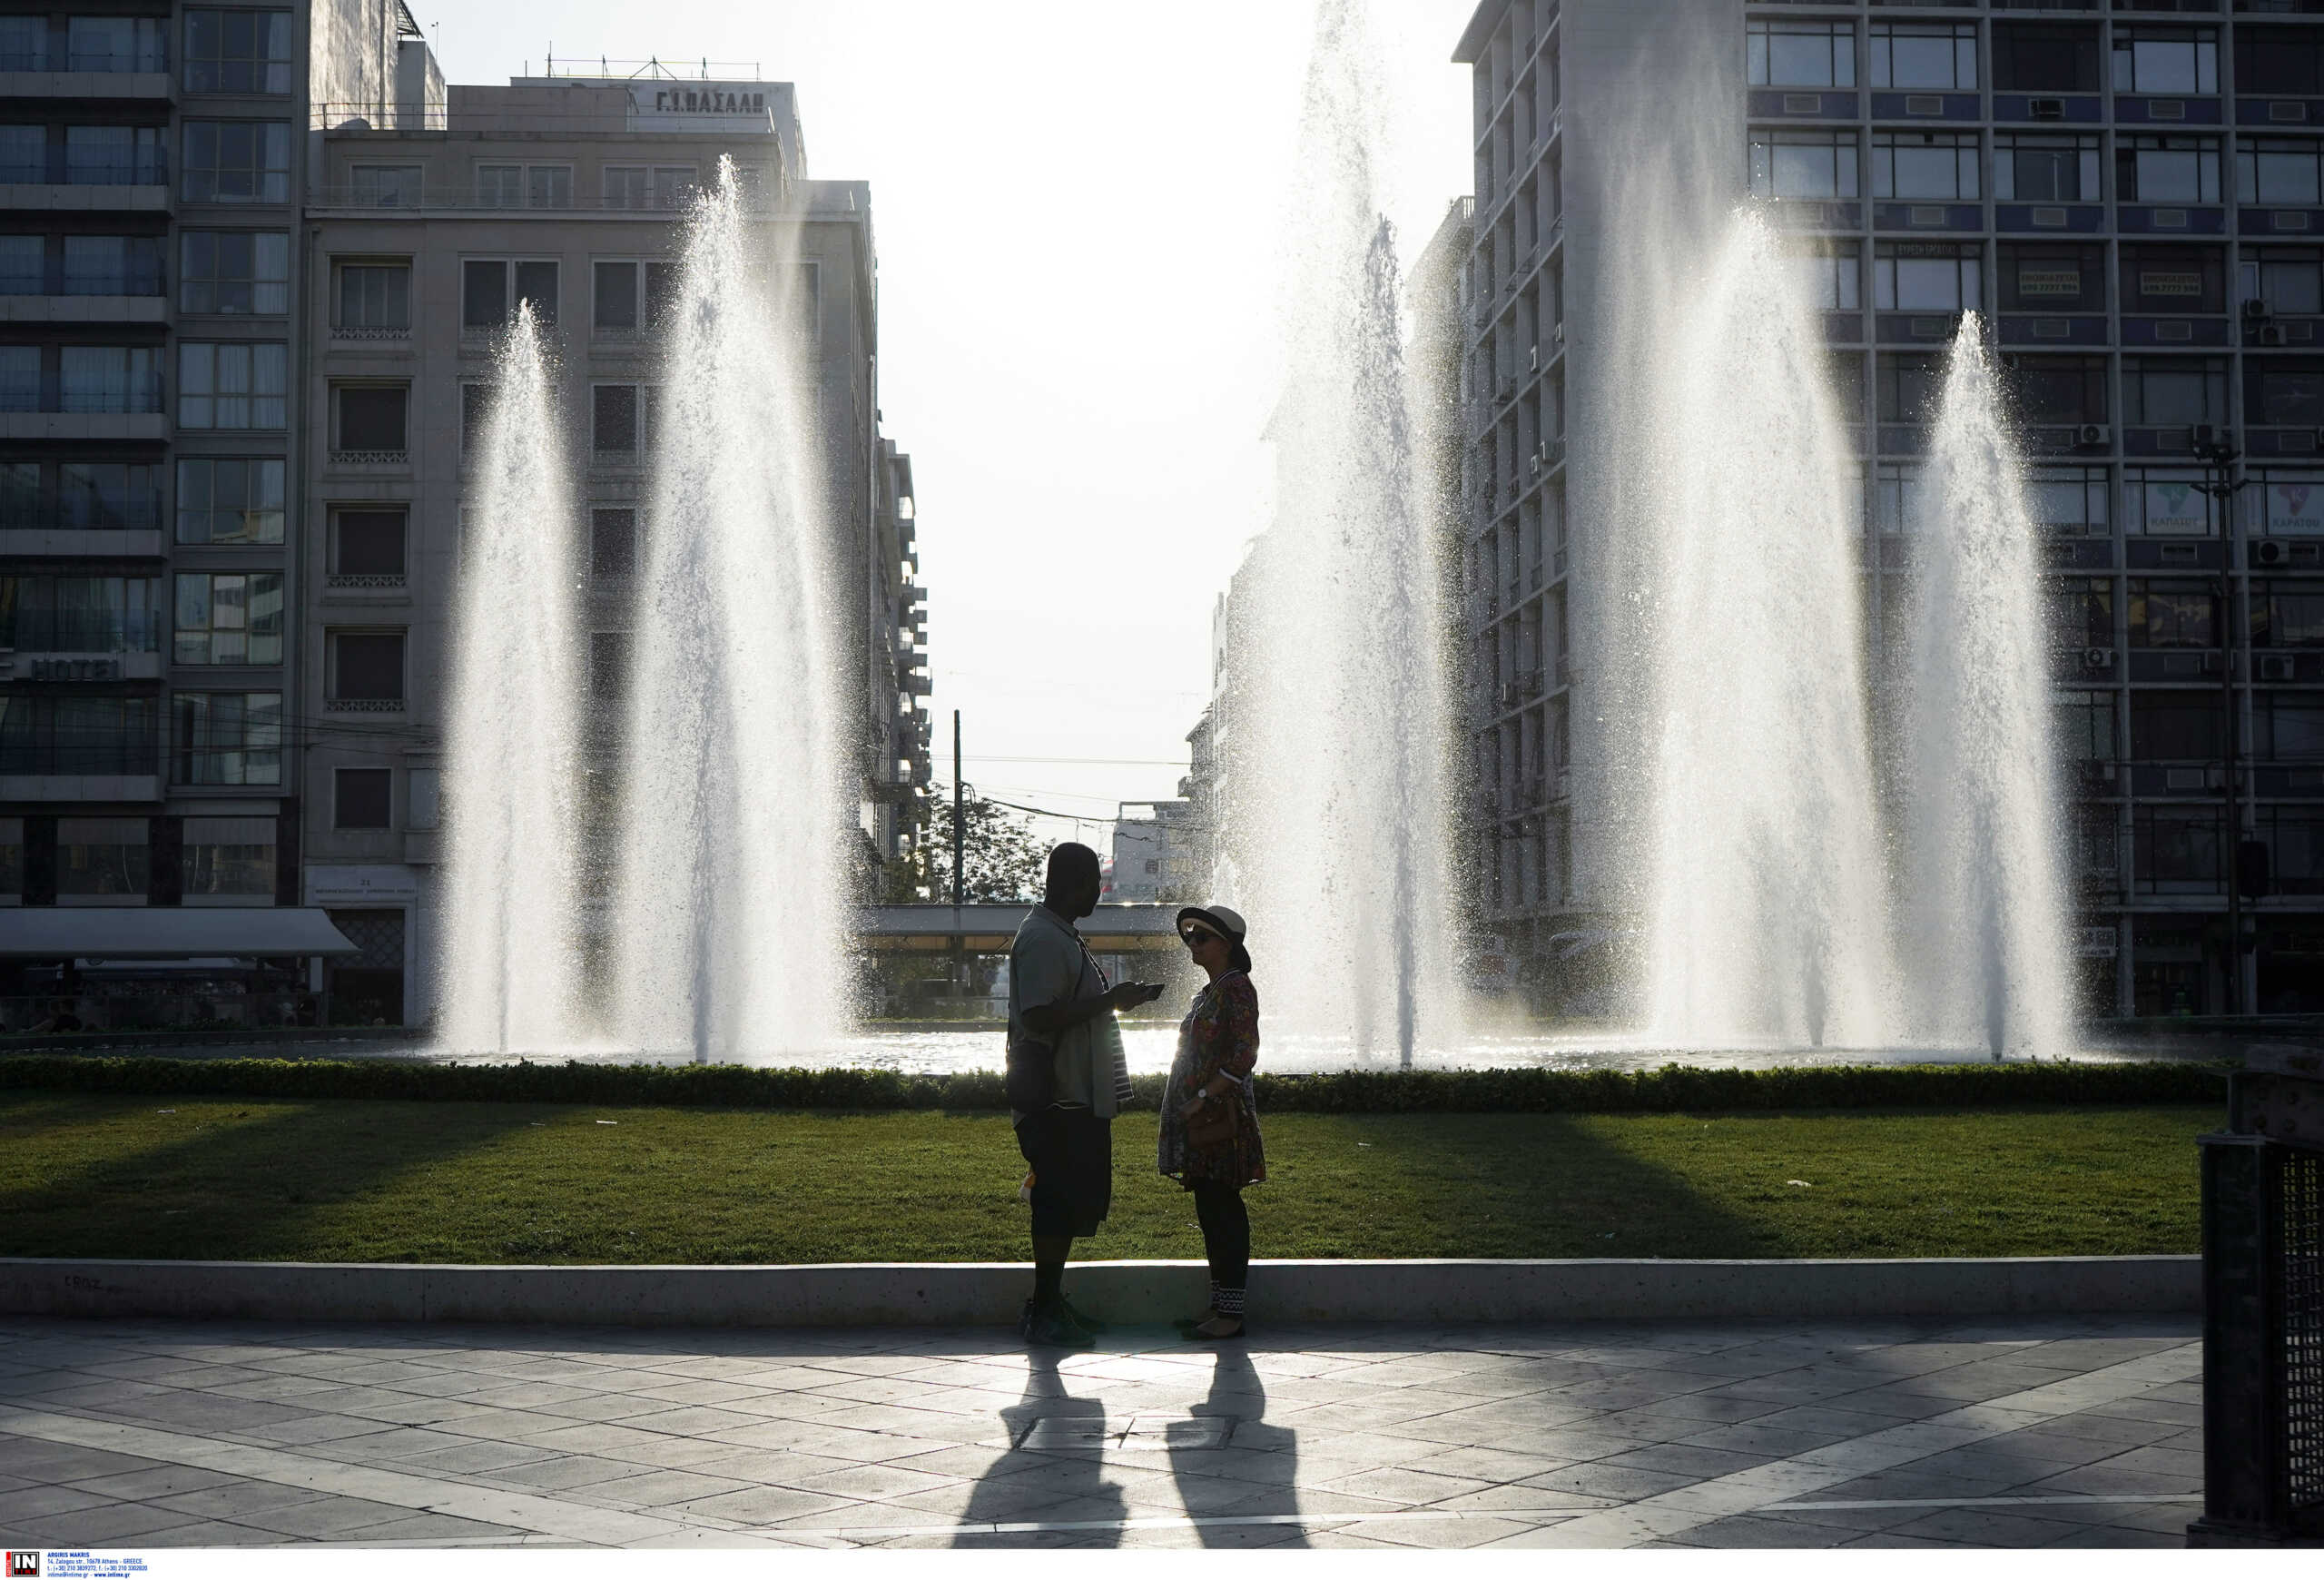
left=0, top=1311, right=2202, bottom=1549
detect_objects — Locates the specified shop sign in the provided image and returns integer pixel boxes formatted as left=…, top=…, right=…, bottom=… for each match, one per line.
left=2143, top=480, right=2208, bottom=535
left=2267, top=479, right=2324, bottom=534
left=305, top=864, right=422, bottom=905
left=627, top=82, right=777, bottom=131
left=2018, top=268, right=2082, bottom=297
left=2140, top=270, right=2204, bottom=297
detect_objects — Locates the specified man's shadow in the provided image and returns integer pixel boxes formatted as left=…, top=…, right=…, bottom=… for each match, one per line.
left=951, top=1348, right=1127, bottom=1548
left=1174, top=1344, right=1305, bottom=1548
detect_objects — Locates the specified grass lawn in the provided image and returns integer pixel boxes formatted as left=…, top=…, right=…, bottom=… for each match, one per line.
left=0, top=1093, right=2212, bottom=1265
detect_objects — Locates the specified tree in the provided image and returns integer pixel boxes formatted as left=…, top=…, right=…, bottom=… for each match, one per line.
left=888, top=785, right=1051, bottom=904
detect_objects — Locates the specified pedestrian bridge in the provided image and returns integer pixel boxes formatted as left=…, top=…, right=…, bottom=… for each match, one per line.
left=856, top=904, right=1181, bottom=953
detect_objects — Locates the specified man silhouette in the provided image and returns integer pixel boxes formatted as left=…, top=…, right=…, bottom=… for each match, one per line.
left=1008, top=842, right=1160, bottom=1347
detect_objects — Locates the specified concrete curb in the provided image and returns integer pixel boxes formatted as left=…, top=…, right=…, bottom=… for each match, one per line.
left=0, top=1255, right=2197, bottom=1328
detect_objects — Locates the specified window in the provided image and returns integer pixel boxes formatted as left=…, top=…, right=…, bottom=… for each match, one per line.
left=2255, top=692, right=2324, bottom=759
left=172, top=691, right=279, bottom=784
left=591, top=507, right=637, bottom=576
left=1876, top=462, right=1923, bottom=533
left=0, top=696, right=157, bottom=775
left=67, top=17, right=166, bottom=72
left=59, top=347, right=161, bottom=413
left=1748, top=20, right=1855, bottom=88
left=0, top=344, right=32, bottom=410
left=183, top=8, right=292, bottom=94
left=64, top=125, right=165, bottom=185
left=1749, top=129, right=1859, bottom=200
left=593, top=384, right=639, bottom=454
left=335, top=768, right=392, bottom=830
left=478, top=163, right=571, bottom=209
left=462, top=259, right=557, bottom=328
left=1872, top=132, right=1978, bottom=202
left=1994, top=24, right=2102, bottom=93
left=2001, top=244, right=2105, bottom=313
left=2121, top=245, right=2226, bottom=313
left=330, top=631, right=405, bottom=703
left=595, top=260, right=676, bottom=330
left=0, top=460, right=35, bottom=525
left=2242, top=249, right=2324, bottom=316
left=2252, top=469, right=2324, bottom=534
left=460, top=382, right=493, bottom=454
left=2009, top=356, right=2109, bottom=427
left=182, top=815, right=273, bottom=900
left=0, top=575, right=162, bottom=652
left=2122, top=357, right=2227, bottom=428
left=64, top=236, right=163, bottom=296
left=2029, top=468, right=2112, bottom=533
left=2117, top=135, right=2221, bottom=204
left=61, top=462, right=162, bottom=530
left=2052, top=579, right=2115, bottom=649
left=588, top=630, right=631, bottom=703
left=1872, top=23, right=1976, bottom=91
left=2250, top=360, right=2324, bottom=427
left=2239, top=139, right=2324, bottom=207
left=178, top=341, right=286, bottom=429
left=2131, top=579, right=2219, bottom=647
left=0, top=815, right=18, bottom=900
left=2239, top=26, right=2324, bottom=99
left=175, top=458, right=283, bottom=544
left=173, top=571, right=283, bottom=665
left=2131, top=692, right=2223, bottom=758
left=1877, top=353, right=1944, bottom=425
left=0, top=234, right=39, bottom=293
left=601, top=165, right=700, bottom=209
left=2127, top=469, right=2211, bottom=535
left=180, top=120, right=290, bottom=203
left=0, top=15, right=43, bottom=70
left=1789, top=242, right=1861, bottom=311
left=2056, top=690, right=2117, bottom=760
left=335, top=385, right=408, bottom=454
left=2112, top=27, right=2219, bottom=95
left=350, top=164, right=421, bottom=207
left=2135, top=806, right=2221, bottom=891
left=334, top=261, right=409, bottom=331
left=2258, top=582, right=2324, bottom=647
left=179, top=231, right=288, bottom=313
left=56, top=818, right=147, bottom=899
left=1995, top=133, right=2102, bottom=203
left=331, top=509, right=406, bottom=578
left=2253, top=808, right=2324, bottom=896
left=1875, top=243, right=1980, bottom=311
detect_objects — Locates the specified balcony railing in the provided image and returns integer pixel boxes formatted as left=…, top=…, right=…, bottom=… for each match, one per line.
left=308, top=183, right=775, bottom=213
left=0, top=266, right=165, bottom=296
left=0, top=151, right=167, bottom=185
left=0, top=374, right=164, bottom=415
left=0, top=48, right=169, bottom=73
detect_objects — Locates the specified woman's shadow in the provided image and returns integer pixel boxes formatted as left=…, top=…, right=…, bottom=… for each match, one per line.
left=1172, top=1343, right=1305, bottom=1548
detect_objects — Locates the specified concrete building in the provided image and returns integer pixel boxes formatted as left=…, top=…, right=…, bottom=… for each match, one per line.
left=301, top=62, right=929, bottom=1022
left=0, top=1, right=432, bottom=1027
left=1453, top=0, right=2324, bottom=1016
left=1105, top=797, right=1202, bottom=904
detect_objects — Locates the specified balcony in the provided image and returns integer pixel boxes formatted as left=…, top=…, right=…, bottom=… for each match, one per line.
left=0, top=263, right=167, bottom=325
left=0, top=150, right=168, bottom=212
left=0, top=68, right=170, bottom=101
left=0, top=373, right=166, bottom=440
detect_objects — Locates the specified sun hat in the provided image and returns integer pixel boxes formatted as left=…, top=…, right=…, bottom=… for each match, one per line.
left=1175, top=904, right=1246, bottom=942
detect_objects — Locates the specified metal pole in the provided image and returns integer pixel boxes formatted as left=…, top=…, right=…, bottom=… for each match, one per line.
left=950, top=709, right=964, bottom=910
left=2201, top=445, right=2249, bottom=1014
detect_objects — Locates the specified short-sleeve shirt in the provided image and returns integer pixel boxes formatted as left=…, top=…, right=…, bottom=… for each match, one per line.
left=1008, top=904, right=1118, bottom=1118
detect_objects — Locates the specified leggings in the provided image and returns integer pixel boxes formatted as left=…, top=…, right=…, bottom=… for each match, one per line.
left=1190, top=1182, right=1250, bottom=1309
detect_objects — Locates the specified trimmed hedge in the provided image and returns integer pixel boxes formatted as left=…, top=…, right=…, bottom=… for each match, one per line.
left=0, top=1053, right=2229, bottom=1114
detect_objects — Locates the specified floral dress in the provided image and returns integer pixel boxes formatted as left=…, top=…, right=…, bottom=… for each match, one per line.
left=1157, top=971, right=1265, bottom=1188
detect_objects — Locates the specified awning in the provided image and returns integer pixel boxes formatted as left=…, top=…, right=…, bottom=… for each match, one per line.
left=0, top=908, right=360, bottom=960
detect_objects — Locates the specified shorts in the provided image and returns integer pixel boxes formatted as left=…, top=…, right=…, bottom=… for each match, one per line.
left=1015, top=1105, right=1113, bottom=1238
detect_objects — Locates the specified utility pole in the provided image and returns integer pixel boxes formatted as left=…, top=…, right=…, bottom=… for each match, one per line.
left=950, top=709, right=964, bottom=1000
left=2194, top=436, right=2252, bottom=1014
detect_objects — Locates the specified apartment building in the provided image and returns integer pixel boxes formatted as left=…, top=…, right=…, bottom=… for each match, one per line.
left=302, top=68, right=930, bottom=1022
left=1455, top=0, right=2324, bottom=1017
left=0, top=0, right=428, bottom=1026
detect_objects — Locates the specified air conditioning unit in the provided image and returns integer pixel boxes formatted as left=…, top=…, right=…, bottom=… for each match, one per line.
left=2030, top=97, right=2065, bottom=121
left=2259, top=654, right=2298, bottom=682
left=2260, top=323, right=2291, bottom=347
left=2192, top=423, right=2227, bottom=449
left=2256, top=538, right=2291, bottom=567
left=2244, top=298, right=2276, bottom=321
left=2082, top=647, right=2115, bottom=672
left=2075, top=423, right=2111, bottom=449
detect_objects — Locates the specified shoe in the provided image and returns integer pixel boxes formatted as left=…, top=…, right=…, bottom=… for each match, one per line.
left=1173, top=1308, right=1219, bottom=1334
left=1189, top=1315, right=1246, bottom=1341
left=1023, top=1300, right=1095, bottom=1348
left=1061, top=1295, right=1108, bottom=1334
left=1016, top=1298, right=1037, bottom=1341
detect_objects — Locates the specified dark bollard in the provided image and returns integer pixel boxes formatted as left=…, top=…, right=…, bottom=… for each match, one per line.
left=2187, top=1046, right=2324, bottom=1547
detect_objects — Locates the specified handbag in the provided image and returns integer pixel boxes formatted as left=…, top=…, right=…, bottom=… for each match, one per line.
left=1183, top=1089, right=1239, bottom=1149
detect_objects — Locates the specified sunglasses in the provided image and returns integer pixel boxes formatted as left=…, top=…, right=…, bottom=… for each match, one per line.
left=1180, top=925, right=1226, bottom=947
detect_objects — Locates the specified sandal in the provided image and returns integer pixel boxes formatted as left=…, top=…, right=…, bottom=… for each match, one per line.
left=1174, top=1307, right=1220, bottom=1332
left=1189, top=1315, right=1246, bottom=1340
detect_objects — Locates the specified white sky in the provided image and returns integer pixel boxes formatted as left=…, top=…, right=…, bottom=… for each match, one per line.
left=428, top=0, right=1479, bottom=847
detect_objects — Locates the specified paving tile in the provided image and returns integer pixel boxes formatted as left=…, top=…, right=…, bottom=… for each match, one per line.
left=335, top=1512, right=530, bottom=1542
left=392, top=1439, right=566, bottom=1476
left=0, top=1484, right=118, bottom=1521
left=134, top=1519, right=288, bottom=1546
left=2042, top=1523, right=2184, bottom=1547
left=1599, top=1442, right=1775, bottom=1479
left=1521, top=1461, right=1699, bottom=1502
left=1676, top=1513, right=1857, bottom=1548
left=0, top=1440, right=168, bottom=1484
left=668, top=1484, right=856, bottom=1525
left=61, top=1465, right=244, bottom=1501
left=5, top=1501, right=205, bottom=1545
left=1403, top=1445, right=1574, bottom=1485
left=147, top=1480, right=330, bottom=1519
left=481, top=1454, right=663, bottom=1491
left=227, top=1495, right=425, bottom=1539
left=1885, top=1506, right=2093, bottom=1545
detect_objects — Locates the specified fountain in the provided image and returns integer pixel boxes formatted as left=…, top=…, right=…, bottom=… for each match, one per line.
left=610, top=160, right=848, bottom=1062
left=1216, top=0, right=1462, bottom=1061
left=1901, top=319, right=2073, bottom=1056
left=437, top=303, right=587, bottom=1053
